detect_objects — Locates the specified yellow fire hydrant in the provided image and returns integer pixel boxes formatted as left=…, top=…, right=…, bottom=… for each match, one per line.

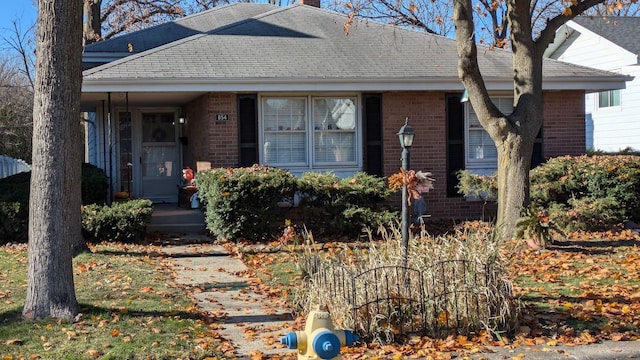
left=280, top=305, right=359, bottom=360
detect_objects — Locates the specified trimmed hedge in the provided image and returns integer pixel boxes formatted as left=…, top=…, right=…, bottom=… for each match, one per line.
left=82, top=199, right=154, bottom=242
left=196, top=165, right=298, bottom=241
left=196, top=167, right=397, bottom=241
left=297, top=171, right=397, bottom=237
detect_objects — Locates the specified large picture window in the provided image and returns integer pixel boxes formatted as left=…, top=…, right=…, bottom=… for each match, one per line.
left=261, top=96, right=358, bottom=170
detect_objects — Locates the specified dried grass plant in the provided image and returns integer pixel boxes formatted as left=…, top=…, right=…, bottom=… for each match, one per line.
left=294, top=224, right=521, bottom=344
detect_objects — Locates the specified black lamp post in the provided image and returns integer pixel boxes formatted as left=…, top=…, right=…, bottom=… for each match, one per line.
left=397, top=117, right=414, bottom=266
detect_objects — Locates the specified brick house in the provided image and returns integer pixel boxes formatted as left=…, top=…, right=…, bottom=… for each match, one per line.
left=80, top=1, right=628, bottom=219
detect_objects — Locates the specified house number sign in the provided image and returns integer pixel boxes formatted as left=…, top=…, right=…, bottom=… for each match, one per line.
left=216, top=114, right=229, bottom=122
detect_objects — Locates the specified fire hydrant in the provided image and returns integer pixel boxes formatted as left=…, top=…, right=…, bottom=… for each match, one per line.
left=281, top=305, right=358, bottom=360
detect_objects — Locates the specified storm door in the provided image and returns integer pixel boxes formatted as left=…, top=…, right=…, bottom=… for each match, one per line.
left=139, top=112, right=180, bottom=202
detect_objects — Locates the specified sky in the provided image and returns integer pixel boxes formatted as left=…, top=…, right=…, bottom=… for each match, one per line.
left=0, top=1, right=37, bottom=39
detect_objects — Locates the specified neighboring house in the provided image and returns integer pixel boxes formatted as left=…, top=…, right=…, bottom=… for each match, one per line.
left=80, top=1, right=629, bottom=219
left=545, top=16, right=640, bottom=152
left=0, top=155, right=30, bottom=179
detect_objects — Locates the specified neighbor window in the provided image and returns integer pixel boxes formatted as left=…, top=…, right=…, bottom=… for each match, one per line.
left=261, top=96, right=358, bottom=169
left=465, top=96, right=513, bottom=172
left=598, top=90, right=620, bottom=108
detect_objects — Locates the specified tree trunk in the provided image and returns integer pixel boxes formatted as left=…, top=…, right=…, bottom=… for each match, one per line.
left=23, top=0, right=83, bottom=320
left=83, top=0, right=102, bottom=44
left=454, top=0, right=544, bottom=240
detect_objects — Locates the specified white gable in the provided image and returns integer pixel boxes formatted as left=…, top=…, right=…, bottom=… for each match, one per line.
left=547, top=22, right=637, bottom=71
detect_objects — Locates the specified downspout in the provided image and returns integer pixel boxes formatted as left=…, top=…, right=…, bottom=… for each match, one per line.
left=107, top=92, right=113, bottom=205
left=101, top=99, right=107, bottom=203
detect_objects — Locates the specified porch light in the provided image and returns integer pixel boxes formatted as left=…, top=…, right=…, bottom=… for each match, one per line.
left=397, top=117, right=414, bottom=149
left=179, top=115, right=186, bottom=124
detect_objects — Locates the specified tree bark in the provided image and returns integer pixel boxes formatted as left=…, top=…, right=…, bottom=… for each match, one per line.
left=84, top=0, right=102, bottom=44
left=23, top=0, right=83, bottom=320
left=454, top=0, right=541, bottom=240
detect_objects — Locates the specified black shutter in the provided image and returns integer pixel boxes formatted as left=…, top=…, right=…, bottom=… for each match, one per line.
left=238, top=94, right=258, bottom=167
left=531, top=127, right=543, bottom=168
left=446, top=94, right=465, bottom=197
left=363, top=94, right=383, bottom=176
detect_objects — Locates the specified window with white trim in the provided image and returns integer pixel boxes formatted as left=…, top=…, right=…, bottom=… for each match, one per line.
left=597, top=89, right=620, bottom=108
left=465, top=96, right=513, bottom=172
left=261, top=96, right=358, bottom=170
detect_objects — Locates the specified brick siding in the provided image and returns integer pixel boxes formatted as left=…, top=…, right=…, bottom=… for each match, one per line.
left=188, top=90, right=586, bottom=220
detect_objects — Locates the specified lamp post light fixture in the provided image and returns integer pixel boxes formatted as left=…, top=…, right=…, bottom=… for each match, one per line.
left=397, top=117, right=414, bottom=266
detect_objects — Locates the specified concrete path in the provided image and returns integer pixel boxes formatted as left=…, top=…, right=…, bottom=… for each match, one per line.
left=161, top=234, right=294, bottom=359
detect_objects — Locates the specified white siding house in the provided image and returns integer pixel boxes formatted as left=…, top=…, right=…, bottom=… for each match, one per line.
left=545, top=17, right=640, bottom=152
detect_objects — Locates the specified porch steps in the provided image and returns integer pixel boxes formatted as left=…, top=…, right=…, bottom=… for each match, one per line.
left=147, top=203, right=207, bottom=235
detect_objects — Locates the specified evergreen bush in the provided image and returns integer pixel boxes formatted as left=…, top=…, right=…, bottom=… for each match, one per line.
left=297, top=171, right=396, bottom=236
left=531, top=155, right=640, bottom=231
left=81, top=199, right=153, bottom=242
left=196, top=165, right=297, bottom=241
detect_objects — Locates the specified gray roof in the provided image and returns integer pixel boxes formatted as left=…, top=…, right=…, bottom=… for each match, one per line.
left=572, top=16, right=640, bottom=58
left=82, top=4, right=630, bottom=92
left=84, top=3, right=279, bottom=54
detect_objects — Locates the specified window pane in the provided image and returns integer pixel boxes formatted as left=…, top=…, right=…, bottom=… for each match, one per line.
left=312, top=97, right=357, bottom=165
left=314, top=132, right=356, bottom=163
left=611, top=90, right=621, bottom=106
left=468, top=130, right=497, bottom=160
left=263, top=98, right=306, bottom=131
left=264, top=132, right=306, bottom=165
left=262, top=98, right=307, bottom=166
left=142, top=112, right=175, bottom=143
left=599, top=91, right=610, bottom=108
left=313, top=98, right=355, bottom=130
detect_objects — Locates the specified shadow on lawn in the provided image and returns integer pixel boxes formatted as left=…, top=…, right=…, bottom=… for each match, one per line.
left=549, top=238, right=639, bottom=254
left=0, top=303, right=204, bottom=326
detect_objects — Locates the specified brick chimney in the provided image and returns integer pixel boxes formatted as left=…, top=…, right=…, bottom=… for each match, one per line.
left=299, top=0, right=320, bottom=7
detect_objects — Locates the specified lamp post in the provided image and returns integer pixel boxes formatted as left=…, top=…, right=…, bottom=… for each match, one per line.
left=397, top=117, right=414, bottom=266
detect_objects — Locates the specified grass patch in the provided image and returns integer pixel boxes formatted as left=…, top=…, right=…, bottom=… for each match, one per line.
left=0, top=243, right=224, bottom=360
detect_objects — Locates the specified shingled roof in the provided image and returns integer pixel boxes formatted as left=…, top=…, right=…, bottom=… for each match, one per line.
left=572, top=16, right=640, bottom=59
left=82, top=3, right=630, bottom=93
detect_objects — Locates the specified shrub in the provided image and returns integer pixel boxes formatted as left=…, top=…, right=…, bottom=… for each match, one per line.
left=196, top=165, right=298, bottom=241
left=0, top=163, right=110, bottom=243
left=531, top=155, right=640, bottom=231
left=0, top=201, right=28, bottom=244
left=81, top=199, right=153, bottom=242
left=297, top=172, right=396, bottom=237
left=456, top=169, right=498, bottom=202
left=81, top=162, right=108, bottom=205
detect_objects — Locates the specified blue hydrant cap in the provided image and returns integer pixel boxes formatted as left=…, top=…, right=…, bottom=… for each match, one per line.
left=344, top=330, right=359, bottom=346
left=280, top=332, right=297, bottom=349
left=312, top=330, right=340, bottom=359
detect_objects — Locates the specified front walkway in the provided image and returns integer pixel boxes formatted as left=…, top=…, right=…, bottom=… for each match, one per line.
left=161, top=236, right=294, bottom=358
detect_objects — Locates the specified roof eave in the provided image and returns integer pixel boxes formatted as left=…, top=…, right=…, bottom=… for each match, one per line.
left=81, top=75, right=630, bottom=93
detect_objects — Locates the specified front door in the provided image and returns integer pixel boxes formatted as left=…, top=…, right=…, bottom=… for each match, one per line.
left=140, top=111, right=180, bottom=202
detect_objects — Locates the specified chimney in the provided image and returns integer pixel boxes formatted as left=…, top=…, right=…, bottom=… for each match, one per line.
left=299, top=0, right=320, bottom=7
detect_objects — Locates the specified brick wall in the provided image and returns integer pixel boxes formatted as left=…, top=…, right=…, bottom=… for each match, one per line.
left=188, top=90, right=586, bottom=220
left=543, top=90, right=586, bottom=157
left=184, top=93, right=238, bottom=169
left=381, top=90, right=586, bottom=220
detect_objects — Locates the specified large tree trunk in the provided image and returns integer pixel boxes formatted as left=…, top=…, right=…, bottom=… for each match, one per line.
left=23, top=0, right=83, bottom=320
left=454, top=0, right=543, bottom=240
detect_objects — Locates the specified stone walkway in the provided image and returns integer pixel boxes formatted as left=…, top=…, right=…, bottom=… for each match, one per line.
left=161, top=234, right=294, bottom=358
